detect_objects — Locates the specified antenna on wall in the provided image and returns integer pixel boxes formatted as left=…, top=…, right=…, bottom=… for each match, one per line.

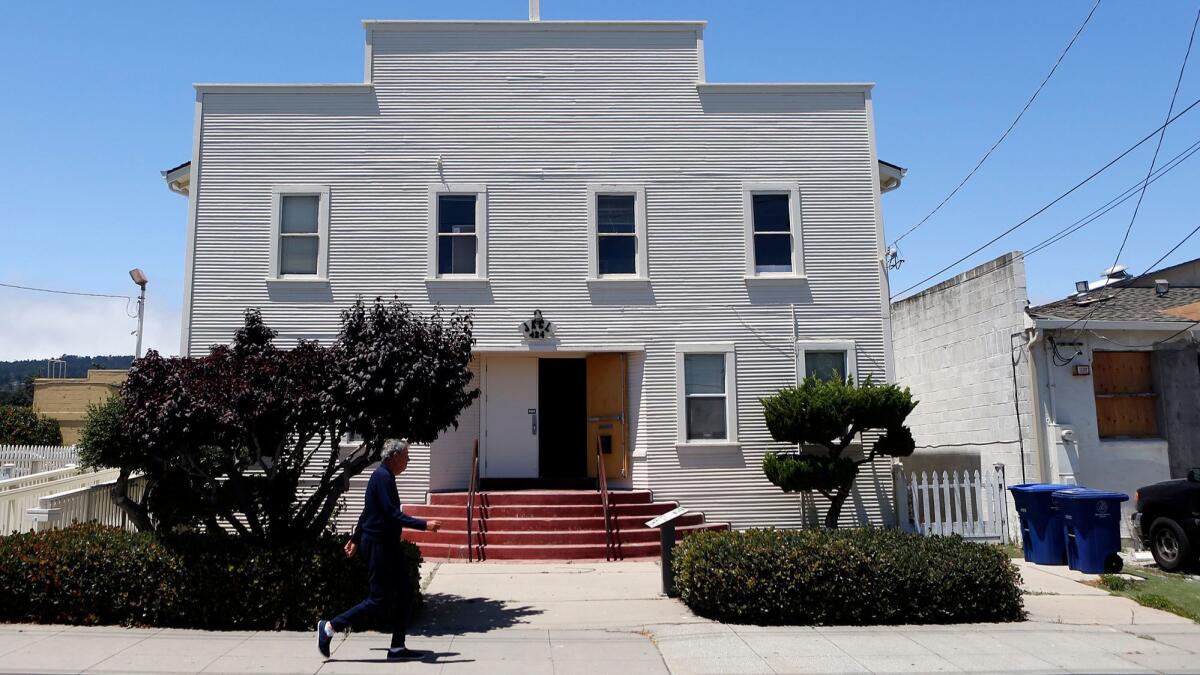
left=529, top=0, right=540, bottom=21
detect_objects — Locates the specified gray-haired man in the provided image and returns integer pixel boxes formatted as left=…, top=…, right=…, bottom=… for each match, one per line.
left=317, top=440, right=441, bottom=660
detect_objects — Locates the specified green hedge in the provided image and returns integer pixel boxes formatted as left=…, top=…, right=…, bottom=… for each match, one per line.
left=0, top=524, right=422, bottom=630
left=673, top=528, right=1024, bottom=625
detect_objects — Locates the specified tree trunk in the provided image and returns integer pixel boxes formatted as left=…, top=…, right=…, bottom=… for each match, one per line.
left=111, top=469, right=154, bottom=533
left=823, top=482, right=853, bottom=530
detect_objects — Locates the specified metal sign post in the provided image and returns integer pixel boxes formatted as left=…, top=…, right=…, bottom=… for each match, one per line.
left=646, top=506, right=689, bottom=597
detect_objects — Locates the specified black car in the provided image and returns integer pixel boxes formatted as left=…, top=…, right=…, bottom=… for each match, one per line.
left=1131, top=468, right=1200, bottom=572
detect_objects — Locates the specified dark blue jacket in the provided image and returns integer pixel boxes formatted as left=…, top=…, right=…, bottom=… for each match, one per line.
left=350, top=463, right=427, bottom=545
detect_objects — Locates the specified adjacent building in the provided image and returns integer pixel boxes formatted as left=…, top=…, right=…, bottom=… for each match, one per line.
left=164, top=17, right=904, bottom=530
left=32, top=369, right=127, bottom=445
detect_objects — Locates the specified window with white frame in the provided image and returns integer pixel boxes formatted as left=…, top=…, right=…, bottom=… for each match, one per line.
left=270, top=186, right=330, bottom=280
left=796, top=340, right=857, bottom=383
left=743, top=184, right=803, bottom=277
left=587, top=185, right=648, bottom=280
left=428, top=186, right=487, bottom=278
left=676, top=343, right=737, bottom=444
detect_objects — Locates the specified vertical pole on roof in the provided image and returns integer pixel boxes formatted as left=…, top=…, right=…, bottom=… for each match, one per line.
left=529, top=0, right=540, bottom=21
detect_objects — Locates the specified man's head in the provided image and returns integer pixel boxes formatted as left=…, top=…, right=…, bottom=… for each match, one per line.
left=381, top=439, right=411, bottom=475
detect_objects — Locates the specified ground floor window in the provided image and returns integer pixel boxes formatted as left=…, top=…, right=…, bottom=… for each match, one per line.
left=1092, top=350, right=1158, bottom=438
left=676, top=343, right=737, bottom=445
left=796, top=340, right=857, bottom=383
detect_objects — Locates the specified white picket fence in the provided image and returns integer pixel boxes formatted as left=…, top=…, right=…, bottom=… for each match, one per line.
left=27, top=474, right=148, bottom=532
left=894, top=463, right=1011, bottom=543
left=0, top=444, right=80, bottom=479
left=0, top=467, right=120, bottom=534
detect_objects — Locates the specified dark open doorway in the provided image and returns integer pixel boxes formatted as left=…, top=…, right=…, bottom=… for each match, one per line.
left=538, top=358, right=587, bottom=480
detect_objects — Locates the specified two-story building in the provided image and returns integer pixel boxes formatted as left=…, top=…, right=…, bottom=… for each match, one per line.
left=164, top=16, right=905, bottom=549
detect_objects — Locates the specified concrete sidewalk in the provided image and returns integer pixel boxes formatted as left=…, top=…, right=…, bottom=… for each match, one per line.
left=0, top=559, right=1196, bottom=674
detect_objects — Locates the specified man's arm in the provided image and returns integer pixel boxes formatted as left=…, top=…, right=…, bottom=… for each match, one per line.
left=350, top=507, right=367, bottom=545
left=382, top=474, right=428, bottom=531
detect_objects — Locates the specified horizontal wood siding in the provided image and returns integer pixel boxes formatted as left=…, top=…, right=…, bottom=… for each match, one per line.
left=187, top=25, right=892, bottom=529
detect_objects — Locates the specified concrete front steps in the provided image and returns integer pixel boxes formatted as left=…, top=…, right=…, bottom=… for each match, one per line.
left=402, top=489, right=728, bottom=561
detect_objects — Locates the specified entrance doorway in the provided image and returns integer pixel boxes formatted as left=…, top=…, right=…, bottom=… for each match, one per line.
left=538, top=359, right=587, bottom=479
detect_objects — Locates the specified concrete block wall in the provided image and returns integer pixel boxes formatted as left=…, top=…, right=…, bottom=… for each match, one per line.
left=891, top=252, right=1038, bottom=483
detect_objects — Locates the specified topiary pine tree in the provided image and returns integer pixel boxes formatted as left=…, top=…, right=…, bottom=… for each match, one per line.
left=761, top=376, right=916, bottom=529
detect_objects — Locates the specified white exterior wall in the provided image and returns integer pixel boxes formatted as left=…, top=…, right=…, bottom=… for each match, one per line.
left=892, top=253, right=1037, bottom=484
left=1030, top=328, right=1173, bottom=536
left=181, top=22, right=894, bottom=529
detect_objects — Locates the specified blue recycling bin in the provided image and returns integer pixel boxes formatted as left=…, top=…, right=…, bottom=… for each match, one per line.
left=1008, top=484, right=1075, bottom=565
left=1052, top=488, right=1129, bottom=574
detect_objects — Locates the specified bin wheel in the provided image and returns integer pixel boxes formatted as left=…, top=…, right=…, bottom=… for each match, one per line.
left=1104, top=552, right=1123, bottom=574
left=1149, top=517, right=1193, bottom=573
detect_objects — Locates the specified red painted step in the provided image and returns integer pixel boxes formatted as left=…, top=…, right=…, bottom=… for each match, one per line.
left=404, top=490, right=728, bottom=561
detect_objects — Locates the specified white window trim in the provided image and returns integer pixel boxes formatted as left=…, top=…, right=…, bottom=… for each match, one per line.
left=586, top=184, right=649, bottom=282
left=268, top=185, right=330, bottom=281
left=427, top=184, right=488, bottom=280
left=675, top=342, right=738, bottom=447
left=743, top=182, right=804, bottom=280
left=796, top=339, right=858, bottom=384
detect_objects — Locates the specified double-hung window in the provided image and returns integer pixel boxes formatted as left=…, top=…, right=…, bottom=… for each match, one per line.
left=743, top=183, right=803, bottom=278
left=796, top=340, right=858, bottom=384
left=587, top=185, right=648, bottom=281
left=428, top=186, right=487, bottom=279
left=270, top=186, right=330, bottom=280
left=676, top=343, right=738, bottom=445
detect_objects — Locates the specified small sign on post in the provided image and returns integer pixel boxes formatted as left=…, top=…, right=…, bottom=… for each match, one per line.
left=646, top=506, right=689, bottom=597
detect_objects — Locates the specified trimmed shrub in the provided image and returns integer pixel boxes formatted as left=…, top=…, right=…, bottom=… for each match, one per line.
left=0, top=524, right=422, bottom=630
left=673, top=528, right=1024, bottom=625
left=0, top=404, right=62, bottom=446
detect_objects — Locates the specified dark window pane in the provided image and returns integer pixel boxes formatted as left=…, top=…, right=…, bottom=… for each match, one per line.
left=805, top=351, right=848, bottom=382
left=280, top=236, right=319, bottom=275
left=754, top=233, right=792, bottom=273
left=281, top=195, right=319, bottom=234
left=752, top=193, right=790, bottom=232
left=597, top=194, right=636, bottom=234
left=684, top=354, right=725, bottom=395
left=438, top=235, right=476, bottom=275
left=686, top=397, right=727, bottom=440
left=438, top=195, right=476, bottom=233
left=598, top=235, right=636, bottom=275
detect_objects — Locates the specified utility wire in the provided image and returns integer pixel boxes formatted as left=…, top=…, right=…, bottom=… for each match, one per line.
left=0, top=281, right=132, bottom=300
left=890, top=0, right=1102, bottom=247
left=891, top=94, right=1200, bottom=299
left=893, top=135, right=1200, bottom=302
left=1103, top=6, right=1199, bottom=286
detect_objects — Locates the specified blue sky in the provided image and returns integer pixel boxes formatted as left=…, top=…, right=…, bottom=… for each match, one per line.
left=1, top=1, right=1198, bottom=359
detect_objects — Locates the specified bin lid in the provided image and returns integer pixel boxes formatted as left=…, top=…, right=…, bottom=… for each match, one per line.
left=1051, top=487, right=1129, bottom=502
left=1009, top=483, right=1075, bottom=493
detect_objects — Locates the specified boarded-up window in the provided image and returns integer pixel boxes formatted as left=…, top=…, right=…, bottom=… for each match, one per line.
left=1093, top=351, right=1158, bottom=438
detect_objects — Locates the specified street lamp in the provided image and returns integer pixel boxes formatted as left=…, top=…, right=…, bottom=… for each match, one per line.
left=129, top=268, right=148, bottom=358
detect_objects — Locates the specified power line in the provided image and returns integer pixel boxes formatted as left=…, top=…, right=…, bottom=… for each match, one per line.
left=1104, top=6, right=1199, bottom=283
left=890, top=134, right=1200, bottom=302
left=890, top=0, right=1102, bottom=247
left=891, top=94, right=1200, bottom=299
left=0, top=281, right=132, bottom=300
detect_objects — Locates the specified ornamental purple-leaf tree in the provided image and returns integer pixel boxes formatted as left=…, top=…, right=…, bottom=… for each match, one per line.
left=761, top=376, right=916, bottom=529
left=97, top=298, right=477, bottom=540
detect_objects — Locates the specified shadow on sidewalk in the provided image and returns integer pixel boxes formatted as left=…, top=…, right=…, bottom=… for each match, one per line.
left=327, top=649, right=470, bottom=665
left=411, top=593, right=544, bottom=636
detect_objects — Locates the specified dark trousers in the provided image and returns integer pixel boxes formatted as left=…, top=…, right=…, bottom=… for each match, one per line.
left=330, top=537, right=412, bottom=649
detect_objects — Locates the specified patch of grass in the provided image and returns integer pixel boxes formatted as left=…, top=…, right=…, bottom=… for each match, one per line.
left=995, top=542, right=1024, bottom=559
left=1099, top=568, right=1200, bottom=623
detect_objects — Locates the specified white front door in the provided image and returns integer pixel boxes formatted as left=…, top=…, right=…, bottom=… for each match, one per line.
left=483, top=356, right=539, bottom=478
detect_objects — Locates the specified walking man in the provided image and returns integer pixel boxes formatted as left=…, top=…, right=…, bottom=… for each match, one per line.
left=318, top=439, right=441, bottom=660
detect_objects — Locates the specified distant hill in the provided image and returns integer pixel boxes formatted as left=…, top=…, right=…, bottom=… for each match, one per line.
left=0, top=355, right=134, bottom=390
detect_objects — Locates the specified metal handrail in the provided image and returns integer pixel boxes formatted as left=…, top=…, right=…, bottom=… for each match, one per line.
left=466, top=438, right=480, bottom=562
left=596, top=438, right=619, bottom=560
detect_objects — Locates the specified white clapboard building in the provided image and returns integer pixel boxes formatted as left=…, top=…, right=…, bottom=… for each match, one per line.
left=163, top=14, right=906, bottom=554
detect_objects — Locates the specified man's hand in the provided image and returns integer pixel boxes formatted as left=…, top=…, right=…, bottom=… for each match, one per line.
left=344, top=540, right=358, bottom=558
left=427, top=520, right=442, bottom=532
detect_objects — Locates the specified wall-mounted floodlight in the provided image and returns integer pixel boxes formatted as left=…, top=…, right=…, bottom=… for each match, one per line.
left=1155, top=279, right=1170, bottom=297
left=1074, top=280, right=1089, bottom=294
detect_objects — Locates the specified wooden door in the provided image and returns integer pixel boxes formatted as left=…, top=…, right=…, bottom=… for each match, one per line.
left=586, top=353, right=627, bottom=480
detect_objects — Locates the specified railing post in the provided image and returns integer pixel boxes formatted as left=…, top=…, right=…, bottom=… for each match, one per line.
left=994, top=462, right=1010, bottom=545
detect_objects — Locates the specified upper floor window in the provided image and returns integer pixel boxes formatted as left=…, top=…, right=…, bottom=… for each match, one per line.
left=270, top=186, right=329, bottom=280
left=587, top=185, right=648, bottom=281
left=428, top=186, right=488, bottom=279
left=743, top=184, right=803, bottom=278
left=675, top=343, right=738, bottom=445
left=797, top=340, right=858, bottom=384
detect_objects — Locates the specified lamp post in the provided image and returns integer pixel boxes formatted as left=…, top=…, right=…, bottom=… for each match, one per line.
left=129, top=268, right=148, bottom=358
